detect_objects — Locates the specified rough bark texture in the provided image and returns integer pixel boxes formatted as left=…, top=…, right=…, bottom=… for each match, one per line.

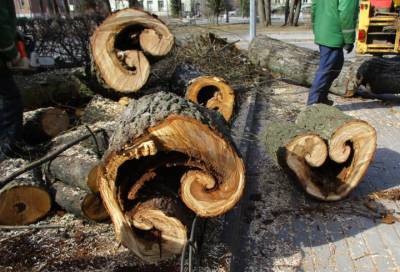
left=0, top=159, right=51, bottom=225
left=356, top=57, right=400, bottom=94
left=51, top=181, right=108, bottom=221
left=90, top=8, right=174, bottom=93
left=16, top=69, right=94, bottom=110
left=249, top=35, right=369, bottom=97
left=171, top=64, right=235, bottom=121
left=258, top=0, right=267, bottom=27
left=81, top=95, right=126, bottom=124
left=23, top=107, right=70, bottom=144
left=264, top=104, right=377, bottom=201
left=99, top=92, right=245, bottom=263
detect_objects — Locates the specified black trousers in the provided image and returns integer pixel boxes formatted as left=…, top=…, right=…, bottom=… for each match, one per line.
left=0, top=74, right=23, bottom=143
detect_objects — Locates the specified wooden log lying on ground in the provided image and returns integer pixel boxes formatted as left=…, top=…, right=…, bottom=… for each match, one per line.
left=172, top=64, right=235, bottom=122
left=249, top=35, right=369, bottom=97
left=81, top=95, right=126, bottom=124
left=23, top=107, right=70, bottom=144
left=265, top=104, right=377, bottom=201
left=98, top=92, right=245, bottom=263
left=16, top=69, right=94, bottom=110
left=0, top=159, right=51, bottom=225
left=356, top=57, right=400, bottom=94
left=90, top=8, right=174, bottom=93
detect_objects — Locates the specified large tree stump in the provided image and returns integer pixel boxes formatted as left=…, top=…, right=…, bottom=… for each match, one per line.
left=0, top=159, right=51, bottom=225
left=249, top=35, right=369, bottom=97
left=356, top=57, right=400, bottom=94
left=98, top=92, right=245, bottom=263
left=23, top=107, right=70, bottom=144
left=172, top=64, right=235, bottom=122
left=90, top=8, right=174, bottom=93
left=265, top=104, right=377, bottom=201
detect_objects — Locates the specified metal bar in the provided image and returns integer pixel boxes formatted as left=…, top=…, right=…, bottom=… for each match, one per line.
left=249, top=0, right=256, bottom=40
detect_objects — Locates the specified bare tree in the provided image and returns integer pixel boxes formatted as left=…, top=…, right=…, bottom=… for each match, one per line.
left=293, top=0, right=301, bottom=26
left=283, top=0, right=289, bottom=26
left=258, top=0, right=266, bottom=27
left=264, top=0, right=271, bottom=26
left=207, top=0, right=224, bottom=24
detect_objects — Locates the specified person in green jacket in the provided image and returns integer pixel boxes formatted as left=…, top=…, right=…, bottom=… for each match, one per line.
left=0, top=0, right=24, bottom=159
left=307, top=0, right=359, bottom=105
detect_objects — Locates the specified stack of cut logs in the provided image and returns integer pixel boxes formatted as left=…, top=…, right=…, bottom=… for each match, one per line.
left=0, top=8, right=383, bottom=265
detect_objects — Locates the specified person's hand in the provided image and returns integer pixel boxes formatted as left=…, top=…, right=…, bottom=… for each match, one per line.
left=344, top=44, right=354, bottom=54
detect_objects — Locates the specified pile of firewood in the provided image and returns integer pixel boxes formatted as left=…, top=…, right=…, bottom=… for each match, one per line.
left=0, top=8, right=244, bottom=264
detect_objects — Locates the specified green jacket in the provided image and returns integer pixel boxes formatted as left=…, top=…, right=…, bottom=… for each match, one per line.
left=0, top=0, right=17, bottom=62
left=312, top=0, right=359, bottom=48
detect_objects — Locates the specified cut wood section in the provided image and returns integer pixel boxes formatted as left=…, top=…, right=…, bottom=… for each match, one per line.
left=0, top=159, right=51, bottom=225
left=172, top=64, right=235, bottom=122
left=90, top=8, right=174, bottom=93
left=265, top=104, right=377, bottom=201
left=98, top=92, right=244, bottom=263
left=51, top=181, right=109, bottom=221
left=249, top=35, right=370, bottom=97
left=81, top=95, right=126, bottom=124
left=23, top=107, right=70, bottom=144
left=356, top=57, right=400, bottom=94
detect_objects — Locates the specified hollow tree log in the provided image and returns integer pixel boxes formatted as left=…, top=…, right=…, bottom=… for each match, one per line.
left=51, top=181, right=108, bottom=221
left=0, top=159, right=51, bottom=225
left=249, top=35, right=369, bottom=97
left=98, top=92, right=245, bottom=263
left=171, top=64, right=235, bottom=122
left=23, top=107, right=70, bottom=144
left=356, top=57, right=400, bottom=94
left=81, top=95, right=126, bottom=124
left=265, top=104, right=377, bottom=201
left=90, top=8, right=174, bottom=93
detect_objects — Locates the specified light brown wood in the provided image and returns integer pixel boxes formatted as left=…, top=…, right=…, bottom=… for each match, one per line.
left=186, top=76, right=235, bottom=122
left=90, top=8, right=174, bottom=93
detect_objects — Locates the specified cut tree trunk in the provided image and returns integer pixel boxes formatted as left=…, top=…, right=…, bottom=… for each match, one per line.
left=172, top=64, right=235, bottom=122
left=98, top=92, right=245, bottom=263
left=90, top=8, right=174, bottom=93
left=356, top=57, right=400, bottom=94
left=0, top=159, right=51, bottom=225
left=23, top=107, right=70, bottom=144
left=51, top=181, right=108, bottom=221
left=81, top=95, right=126, bottom=124
left=249, top=35, right=369, bottom=97
left=15, top=69, right=94, bottom=110
left=265, top=104, right=377, bottom=201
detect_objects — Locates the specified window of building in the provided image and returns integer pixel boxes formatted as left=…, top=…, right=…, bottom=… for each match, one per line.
left=158, top=0, right=164, bottom=10
left=147, top=0, right=153, bottom=11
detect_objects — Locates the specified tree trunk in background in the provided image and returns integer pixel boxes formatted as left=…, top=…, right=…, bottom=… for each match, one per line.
left=103, top=0, right=112, bottom=13
left=258, top=0, right=267, bottom=27
left=128, top=0, right=141, bottom=8
left=284, top=0, right=290, bottom=25
left=47, top=0, right=55, bottom=17
left=288, top=0, right=296, bottom=25
left=39, top=0, right=45, bottom=15
left=63, top=0, right=71, bottom=17
left=264, top=0, right=271, bottom=26
left=293, top=0, right=301, bottom=26
left=53, top=0, right=61, bottom=17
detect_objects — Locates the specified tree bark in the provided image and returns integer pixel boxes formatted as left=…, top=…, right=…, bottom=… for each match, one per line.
left=283, top=0, right=290, bottom=25
left=356, top=57, right=400, bottom=94
left=288, top=0, right=296, bottom=26
left=258, top=0, right=267, bottom=27
left=23, top=107, right=70, bottom=144
left=81, top=95, right=126, bottom=124
left=264, top=0, right=271, bottom=26
left=98, top=92, right=245, bottom=263
left=90, top=8, right=174, bottom=94
left=0, top=159, right=51, bottom=225
left=265, top=104, right=377, bottom=201
left=171, top=64, right=235, bottom=122
left=249, top=35, right=370, bottom=97
left=63, top=0, right=71, bottom=17
left=293, top=0, right=301, bottom=26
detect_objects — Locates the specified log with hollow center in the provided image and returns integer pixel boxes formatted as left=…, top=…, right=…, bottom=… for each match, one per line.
left=98, top=92, right=245, bottom=263
left=90, top=8, right=174, bottom=93
left=172, top=64, right=235, bottom=122
left=0, top=159, right=51, bottom=225
left=265, top=104, right=376, bottom=201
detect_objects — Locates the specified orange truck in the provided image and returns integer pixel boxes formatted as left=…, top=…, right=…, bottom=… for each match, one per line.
left=356, top=0, right=400, bottom=54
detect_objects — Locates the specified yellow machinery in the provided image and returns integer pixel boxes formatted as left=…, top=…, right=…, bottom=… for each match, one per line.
left=356, top=0, right=400, bottom=54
